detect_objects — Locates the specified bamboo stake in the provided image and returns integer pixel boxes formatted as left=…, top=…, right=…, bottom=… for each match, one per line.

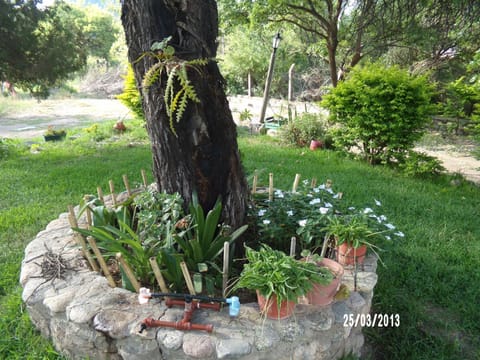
left=108, top=180, right=117, bottom=206
left=320, top=234, right=329, bottom=258
left=289, top=237, right=296, bottom=257
left=180, top=261, right=196, bottom=295
left=109, top=180, right=117, bottom=206
left=87, top=236, right=116, bottom=288
left=326, top=179, right=333, bottom=188
left=268, top=173, right=274, bottom=201
left=85, top=207, right=92, bottom=229
left=122, top=174, right=132, bottom=196
left=67, top=206, right=99, bottom=272
left=116, top=253, right=140, bottom=292
left=252, top=172, right=258, bottom=194
left=292, top=173, right=301, bottom=193
left=141, top=169, right=148, bottom=188
left=311, top=178, right=317, bottom=188
left=222, top=242, right=230, bottom=298
left=149, top=257, right=169, bottom=294
left=97, top=186, right=104, bottom=203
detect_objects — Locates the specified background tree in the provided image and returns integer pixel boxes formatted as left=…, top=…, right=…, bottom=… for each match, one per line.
left=0, top=0, right=87, bottom=98
left=121, top=0, right=248, bottom=228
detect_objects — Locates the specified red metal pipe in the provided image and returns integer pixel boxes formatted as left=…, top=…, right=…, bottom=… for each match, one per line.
left=142, top=318, right=214, bottom=333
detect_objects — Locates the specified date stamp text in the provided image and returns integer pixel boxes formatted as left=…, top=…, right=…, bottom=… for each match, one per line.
left=343, top=313, right=400, bottom=328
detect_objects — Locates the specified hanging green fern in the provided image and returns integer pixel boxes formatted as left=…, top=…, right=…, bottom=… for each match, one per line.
left=138, top=37, right=211, bottom=136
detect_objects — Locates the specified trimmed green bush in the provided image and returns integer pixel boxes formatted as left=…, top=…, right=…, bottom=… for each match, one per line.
left=322, top=63, right=434, bottom=164
left=116, top=63, right=144, bottom=120
left=280, top=113, right=327, bottom=147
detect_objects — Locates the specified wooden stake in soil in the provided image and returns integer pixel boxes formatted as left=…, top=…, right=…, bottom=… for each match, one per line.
left=292, top=173, right=301, bottom=193
left=252, top=172, right=258, bottom=194
left=268, top=173, right=274, bottom=201
left=149, top=257, right=169, bottom=294
left=122, top=174, right=132, bottom=196
left=222, top=242, right=229, bottom=298
left=311, top=178, right=317, bottom=188
left=97, top=186, right=104, bottom=203
left=289, top=237, right=296, bottom=257
left=180, top=261, right=196, bottom=295
left=109, top=180, right=117, bottom=206
left=141, top=169, right=148, bottom=188
left=116, top=253, right=140, bottom=292
left=67, top=206, right=99, bottom=272
left=87, top=236, right=116, bottom=288
left=85, top=206, right=92, bottom=229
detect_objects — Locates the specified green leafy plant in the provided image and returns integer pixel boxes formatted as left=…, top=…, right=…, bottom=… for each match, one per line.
left=138, top=36, right=210, bottom=136
left=233, top=244, right=333, bottom=313
left=253, top=181, right=342, bottom=252
left=322, top=63, right=434, bottom=164
left=397, top=150, right=446, bottom=178
left=175, top=193, right=248, bottom=276
left=280, top=113, right=327, bottom=147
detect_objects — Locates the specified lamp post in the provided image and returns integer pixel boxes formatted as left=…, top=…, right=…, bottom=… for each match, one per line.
left=259, top=32, right=281, bottom=124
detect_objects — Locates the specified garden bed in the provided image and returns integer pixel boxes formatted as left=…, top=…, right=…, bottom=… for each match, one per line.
left=20, top=206, right=378, bottom=359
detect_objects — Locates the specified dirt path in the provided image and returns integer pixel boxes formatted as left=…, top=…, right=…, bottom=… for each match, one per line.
left=415, top=145, right=480, bottom=184
left=1, top=97, right=479, bottom=184
left=0, top=98, right=131, bottom=139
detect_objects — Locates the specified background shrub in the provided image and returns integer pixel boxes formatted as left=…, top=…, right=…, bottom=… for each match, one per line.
left=280, top=113, right=327, bottom=147
left=116, top=64, right=144, bottom=119
left=322, top=63, right=434, bottom=164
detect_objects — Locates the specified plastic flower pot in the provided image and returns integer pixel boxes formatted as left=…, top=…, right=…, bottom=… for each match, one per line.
left=306, top=258, right=344, bottom=306
left=256, top=291, right=295, bottom=320
left=336, top=243, right=367, bottom=265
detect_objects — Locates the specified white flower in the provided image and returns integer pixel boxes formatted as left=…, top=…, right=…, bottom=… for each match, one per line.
left=363, top=207, right=373, bottom=214
left=298, top=219, right=307, bottom=227
left=258, top=209, right=267, bottom=217
left=324, top=202, right=333, bottom=208
left=374, top=199, right=382, bottom=206
left=348, top=206, right=356, bottom=211
left=309, top=198, right=321, bottom=205
left=263, top=219, right=271, bottom=225
left=394, top=231, right=405, bottom=237
left=378, top=215, right=387, bottom=222
left=286, top=210, right=294, bottom=216
left=313, top=187, right=320, bottom=193
left=333, top=193, right=340, bottom=199
left=303, top=179, right=309, bottom=185
left=319, top=207, right=329, bottom=214
left=385, top=235, right=391, bottom=240
left=384, top=223, right=396, bottom=230
left=275, top=190, right=284, bottom=198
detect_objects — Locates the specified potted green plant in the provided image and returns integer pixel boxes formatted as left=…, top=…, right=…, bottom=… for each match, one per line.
left=234, top=244, right=333, bottom=319
left=323, top=214, right=379, bottom=265
left=44, top=126, right=66, bottom=141
left=300, top=250, right=343, bottom=306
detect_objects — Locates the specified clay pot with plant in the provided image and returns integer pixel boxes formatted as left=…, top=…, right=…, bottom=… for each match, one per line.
left=234, top=244, right=333, bottom=319
left=323, top=215, right=380, bottom=266
left=300, top=250, right=343, bottom=306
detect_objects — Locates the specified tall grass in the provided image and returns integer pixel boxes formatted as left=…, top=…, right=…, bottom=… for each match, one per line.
left=0, top=131, right=479, bottom=359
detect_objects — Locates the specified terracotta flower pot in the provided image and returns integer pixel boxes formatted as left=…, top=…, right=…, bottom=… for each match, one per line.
left=309, top=139, right=323, bottom=150
left=336, top=243, right=367, bottom=265
left=306, top=258, right=344, bottom=306
left=256, top=291, right=295, bottom=320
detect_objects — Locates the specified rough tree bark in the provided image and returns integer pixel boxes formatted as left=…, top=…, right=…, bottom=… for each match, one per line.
left=121, top=0, right=248, bottom=228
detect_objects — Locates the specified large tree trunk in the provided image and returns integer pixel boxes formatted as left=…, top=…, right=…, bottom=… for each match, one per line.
left=121, top=0, right=248, bottom=228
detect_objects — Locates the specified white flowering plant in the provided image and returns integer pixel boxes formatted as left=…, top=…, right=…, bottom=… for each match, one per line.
left=252, top=180, right=404, bottom=255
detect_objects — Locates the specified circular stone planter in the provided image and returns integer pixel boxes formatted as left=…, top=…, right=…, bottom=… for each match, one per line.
left=20, top=208, right=379, bottom=360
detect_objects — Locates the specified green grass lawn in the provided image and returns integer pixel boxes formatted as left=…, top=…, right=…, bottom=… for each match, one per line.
left=1, top=129, right=479, bottom=359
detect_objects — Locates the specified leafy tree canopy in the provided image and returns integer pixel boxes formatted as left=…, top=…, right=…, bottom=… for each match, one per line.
left=0, top=0, right=121, bottom=98
left=0, top=0, right=87, bottom=97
